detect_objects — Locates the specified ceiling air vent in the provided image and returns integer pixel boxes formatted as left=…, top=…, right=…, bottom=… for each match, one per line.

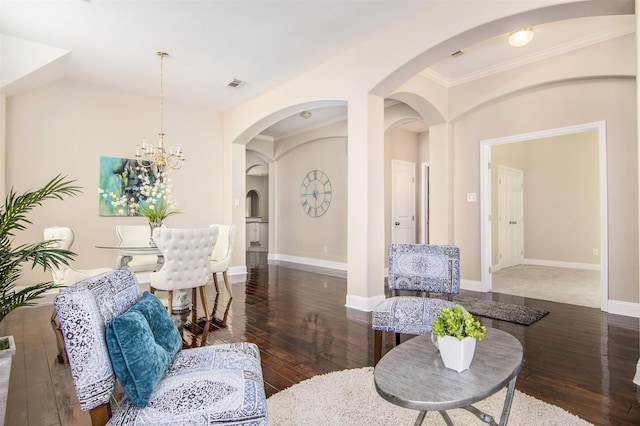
left=451, top=49, right=466, bottom=58
left=224, top=78, right=245, bottom=88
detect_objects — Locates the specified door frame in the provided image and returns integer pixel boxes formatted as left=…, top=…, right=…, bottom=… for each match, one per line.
left=480, top=121, right=608, bottom=311
left=420, top=162, right=430, bottom=244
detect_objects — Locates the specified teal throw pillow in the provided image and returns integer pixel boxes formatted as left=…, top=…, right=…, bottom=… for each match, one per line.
left=106, top=291, right=182, bottom=407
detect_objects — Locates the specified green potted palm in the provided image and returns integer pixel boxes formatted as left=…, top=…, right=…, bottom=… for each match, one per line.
left=0, top=175, right=81, bottom=425
left=432, top=306, right=487, bottom=372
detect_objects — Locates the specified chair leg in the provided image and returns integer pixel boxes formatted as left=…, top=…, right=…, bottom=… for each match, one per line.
left=395, top=332, right=401, bottom=346
left=168, top=290, right=173, bottom=314
left=374, top=330, right=382, bottom=366
left=191, top=288, right=198, bottom=331
left=222, top=271, right=233, bottom=298
left=89, top=403, right=111, bottom=426
left=212, top=272, right=220, bottom=293
left=50, top=309, right=67, bottom=364
left=199, top=286, right=211, bottom=346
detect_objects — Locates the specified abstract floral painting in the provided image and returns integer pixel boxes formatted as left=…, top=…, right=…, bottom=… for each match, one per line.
left=98, top=156, right=154, bottom=216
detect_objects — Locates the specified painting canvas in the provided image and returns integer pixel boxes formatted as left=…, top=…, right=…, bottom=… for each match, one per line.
left=99, top=156, right=155, bottom=216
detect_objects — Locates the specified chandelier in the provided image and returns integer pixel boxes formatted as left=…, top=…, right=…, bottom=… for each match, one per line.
left=136, top=51, right=185, bottom=170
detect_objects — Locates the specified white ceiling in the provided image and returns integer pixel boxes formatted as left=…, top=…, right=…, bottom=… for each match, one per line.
left=1, top=2, right=635, bottom=139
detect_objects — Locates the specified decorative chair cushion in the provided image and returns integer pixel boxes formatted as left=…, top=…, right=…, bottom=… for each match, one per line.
left=372, top=297, right=461, bottom=335
left=108, top=343, right=268, bottom=425
left=106, top=291, right=182, bottom=407
left=388, top=244, right=460, bottom=293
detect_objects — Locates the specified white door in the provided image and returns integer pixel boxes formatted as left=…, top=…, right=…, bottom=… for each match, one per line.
left=392, top=160, right=416, bottom=244
left=498, top=166, right=524, bottom=269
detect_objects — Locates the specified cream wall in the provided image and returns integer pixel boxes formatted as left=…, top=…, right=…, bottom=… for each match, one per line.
left=452, top=78, right=637, bottom=303
left=276, top=137, right=347, bottom=263
left=6, top=81, right=223, bottom=285
left=491, top=132, right=600, bottom=267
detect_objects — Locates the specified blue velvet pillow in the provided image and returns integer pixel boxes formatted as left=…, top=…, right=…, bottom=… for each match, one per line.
left=106, top=291, right=182, bottom=407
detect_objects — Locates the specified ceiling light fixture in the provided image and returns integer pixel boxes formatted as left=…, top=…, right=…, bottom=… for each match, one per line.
left=136, top=51, right=185, bottom=170
left=508, top=27, right=534, bottom=47
left=299, top=110, right=312, bottom=119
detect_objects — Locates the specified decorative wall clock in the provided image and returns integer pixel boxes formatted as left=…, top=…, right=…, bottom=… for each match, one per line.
left=300, top=169, right=332, bottom=218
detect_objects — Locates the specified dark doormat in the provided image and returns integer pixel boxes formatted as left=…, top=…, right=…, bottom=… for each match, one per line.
left=431, top=294, right=550, bottom=326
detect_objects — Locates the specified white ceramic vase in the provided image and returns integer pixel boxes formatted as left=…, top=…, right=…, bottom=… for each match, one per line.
left=437, top=335, right=477, bottom=372
left=0, top=336, right=16, bottom=426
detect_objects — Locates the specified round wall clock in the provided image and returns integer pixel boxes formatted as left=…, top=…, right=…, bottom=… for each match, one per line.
left=300, top=169, right=332, bottom=218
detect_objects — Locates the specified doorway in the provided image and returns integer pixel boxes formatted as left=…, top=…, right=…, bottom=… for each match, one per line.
left=498, top=165, right=523, bottom=270
left=391, top=159, right=416, bottom=244
left=480, top=122, right=607, bottom=310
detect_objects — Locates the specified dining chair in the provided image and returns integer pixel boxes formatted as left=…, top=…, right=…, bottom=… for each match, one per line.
left=209, top=224, right=236, bottom=298
left=149, top=227, right=218, bottom=346
left=115, top=224, right=160, bottom=271
left=43, top=226, right=113, bottom=363
left=371, top=244, right=463, bottom=365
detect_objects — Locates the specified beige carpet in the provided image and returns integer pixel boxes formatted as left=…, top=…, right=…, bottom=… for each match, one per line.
left=492, top=265, right=600, bottom=308
left=267, top=367, right=592, bottom=425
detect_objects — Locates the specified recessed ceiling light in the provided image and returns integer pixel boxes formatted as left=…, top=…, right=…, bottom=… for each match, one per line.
left=508, top=27, right=534, bottom=47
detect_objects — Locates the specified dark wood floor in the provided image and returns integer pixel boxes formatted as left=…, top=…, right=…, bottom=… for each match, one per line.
left=1, top=251, right=639, bottom=425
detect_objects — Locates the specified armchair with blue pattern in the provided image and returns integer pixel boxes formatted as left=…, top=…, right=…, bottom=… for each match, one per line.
left=372, top=244, right=463, bottom=365
left=54, top=267, right=267, bottom=425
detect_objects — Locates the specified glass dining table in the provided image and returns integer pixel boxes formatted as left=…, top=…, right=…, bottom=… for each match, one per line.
left=95, top=244, right=163, bottom=269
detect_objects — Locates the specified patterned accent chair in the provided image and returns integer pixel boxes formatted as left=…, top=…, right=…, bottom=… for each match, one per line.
left=44, top=226, right=112, bottom=363
left=372, top=244, right=462, bottom=365
left=54, top=268, right=267, bottom=426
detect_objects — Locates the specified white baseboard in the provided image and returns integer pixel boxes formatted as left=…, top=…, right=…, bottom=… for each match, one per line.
left=492, top=259, right=600, bottom=272
left=606, top=300, right=640, bottom=318
left=228, top=265, right=247, bottom=283
left=267, top=253, right=348, bottom=272
left=525, top=259, right=600, bottom=271
left=345, top=293, right=386, bottom=312
left=461, top=279, right=485, bottom=292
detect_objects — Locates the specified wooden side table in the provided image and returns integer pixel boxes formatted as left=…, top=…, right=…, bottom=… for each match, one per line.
left=374, top=328, right=523, bottom=426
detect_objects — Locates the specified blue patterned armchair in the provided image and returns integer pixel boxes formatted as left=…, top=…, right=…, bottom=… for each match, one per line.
left=372, top=244, right=462, bottom=365
left=54, top=267, right=267, bottom=426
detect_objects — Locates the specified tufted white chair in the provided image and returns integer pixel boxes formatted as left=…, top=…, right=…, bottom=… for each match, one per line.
left=149, top=227, right=218, bottom=342
left=43, top=226, right=113, bottom=286
left=115, top=224, right=160, bottom=271
left=209, top=224, right=236, bottom=298
left=44, top=226, right=112, bottom=363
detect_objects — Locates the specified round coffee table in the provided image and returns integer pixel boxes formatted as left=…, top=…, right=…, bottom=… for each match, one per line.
left=374, top=328, right=522, bottom=426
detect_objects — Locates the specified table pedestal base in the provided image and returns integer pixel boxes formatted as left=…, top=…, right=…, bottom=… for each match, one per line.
left=414, top=376, right=517, bottom=426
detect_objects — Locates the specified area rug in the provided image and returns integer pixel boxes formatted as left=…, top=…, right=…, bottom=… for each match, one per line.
left=267, top=367, right=591, bottom=426
left=431, top=294, right=550, bottom=326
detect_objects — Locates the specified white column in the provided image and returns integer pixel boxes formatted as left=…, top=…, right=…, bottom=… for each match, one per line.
left=428, top=123, right=454, bottom=244
left=231, top=142, right=247, bottom=280
left=345, top=94, right=386, bottom=311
